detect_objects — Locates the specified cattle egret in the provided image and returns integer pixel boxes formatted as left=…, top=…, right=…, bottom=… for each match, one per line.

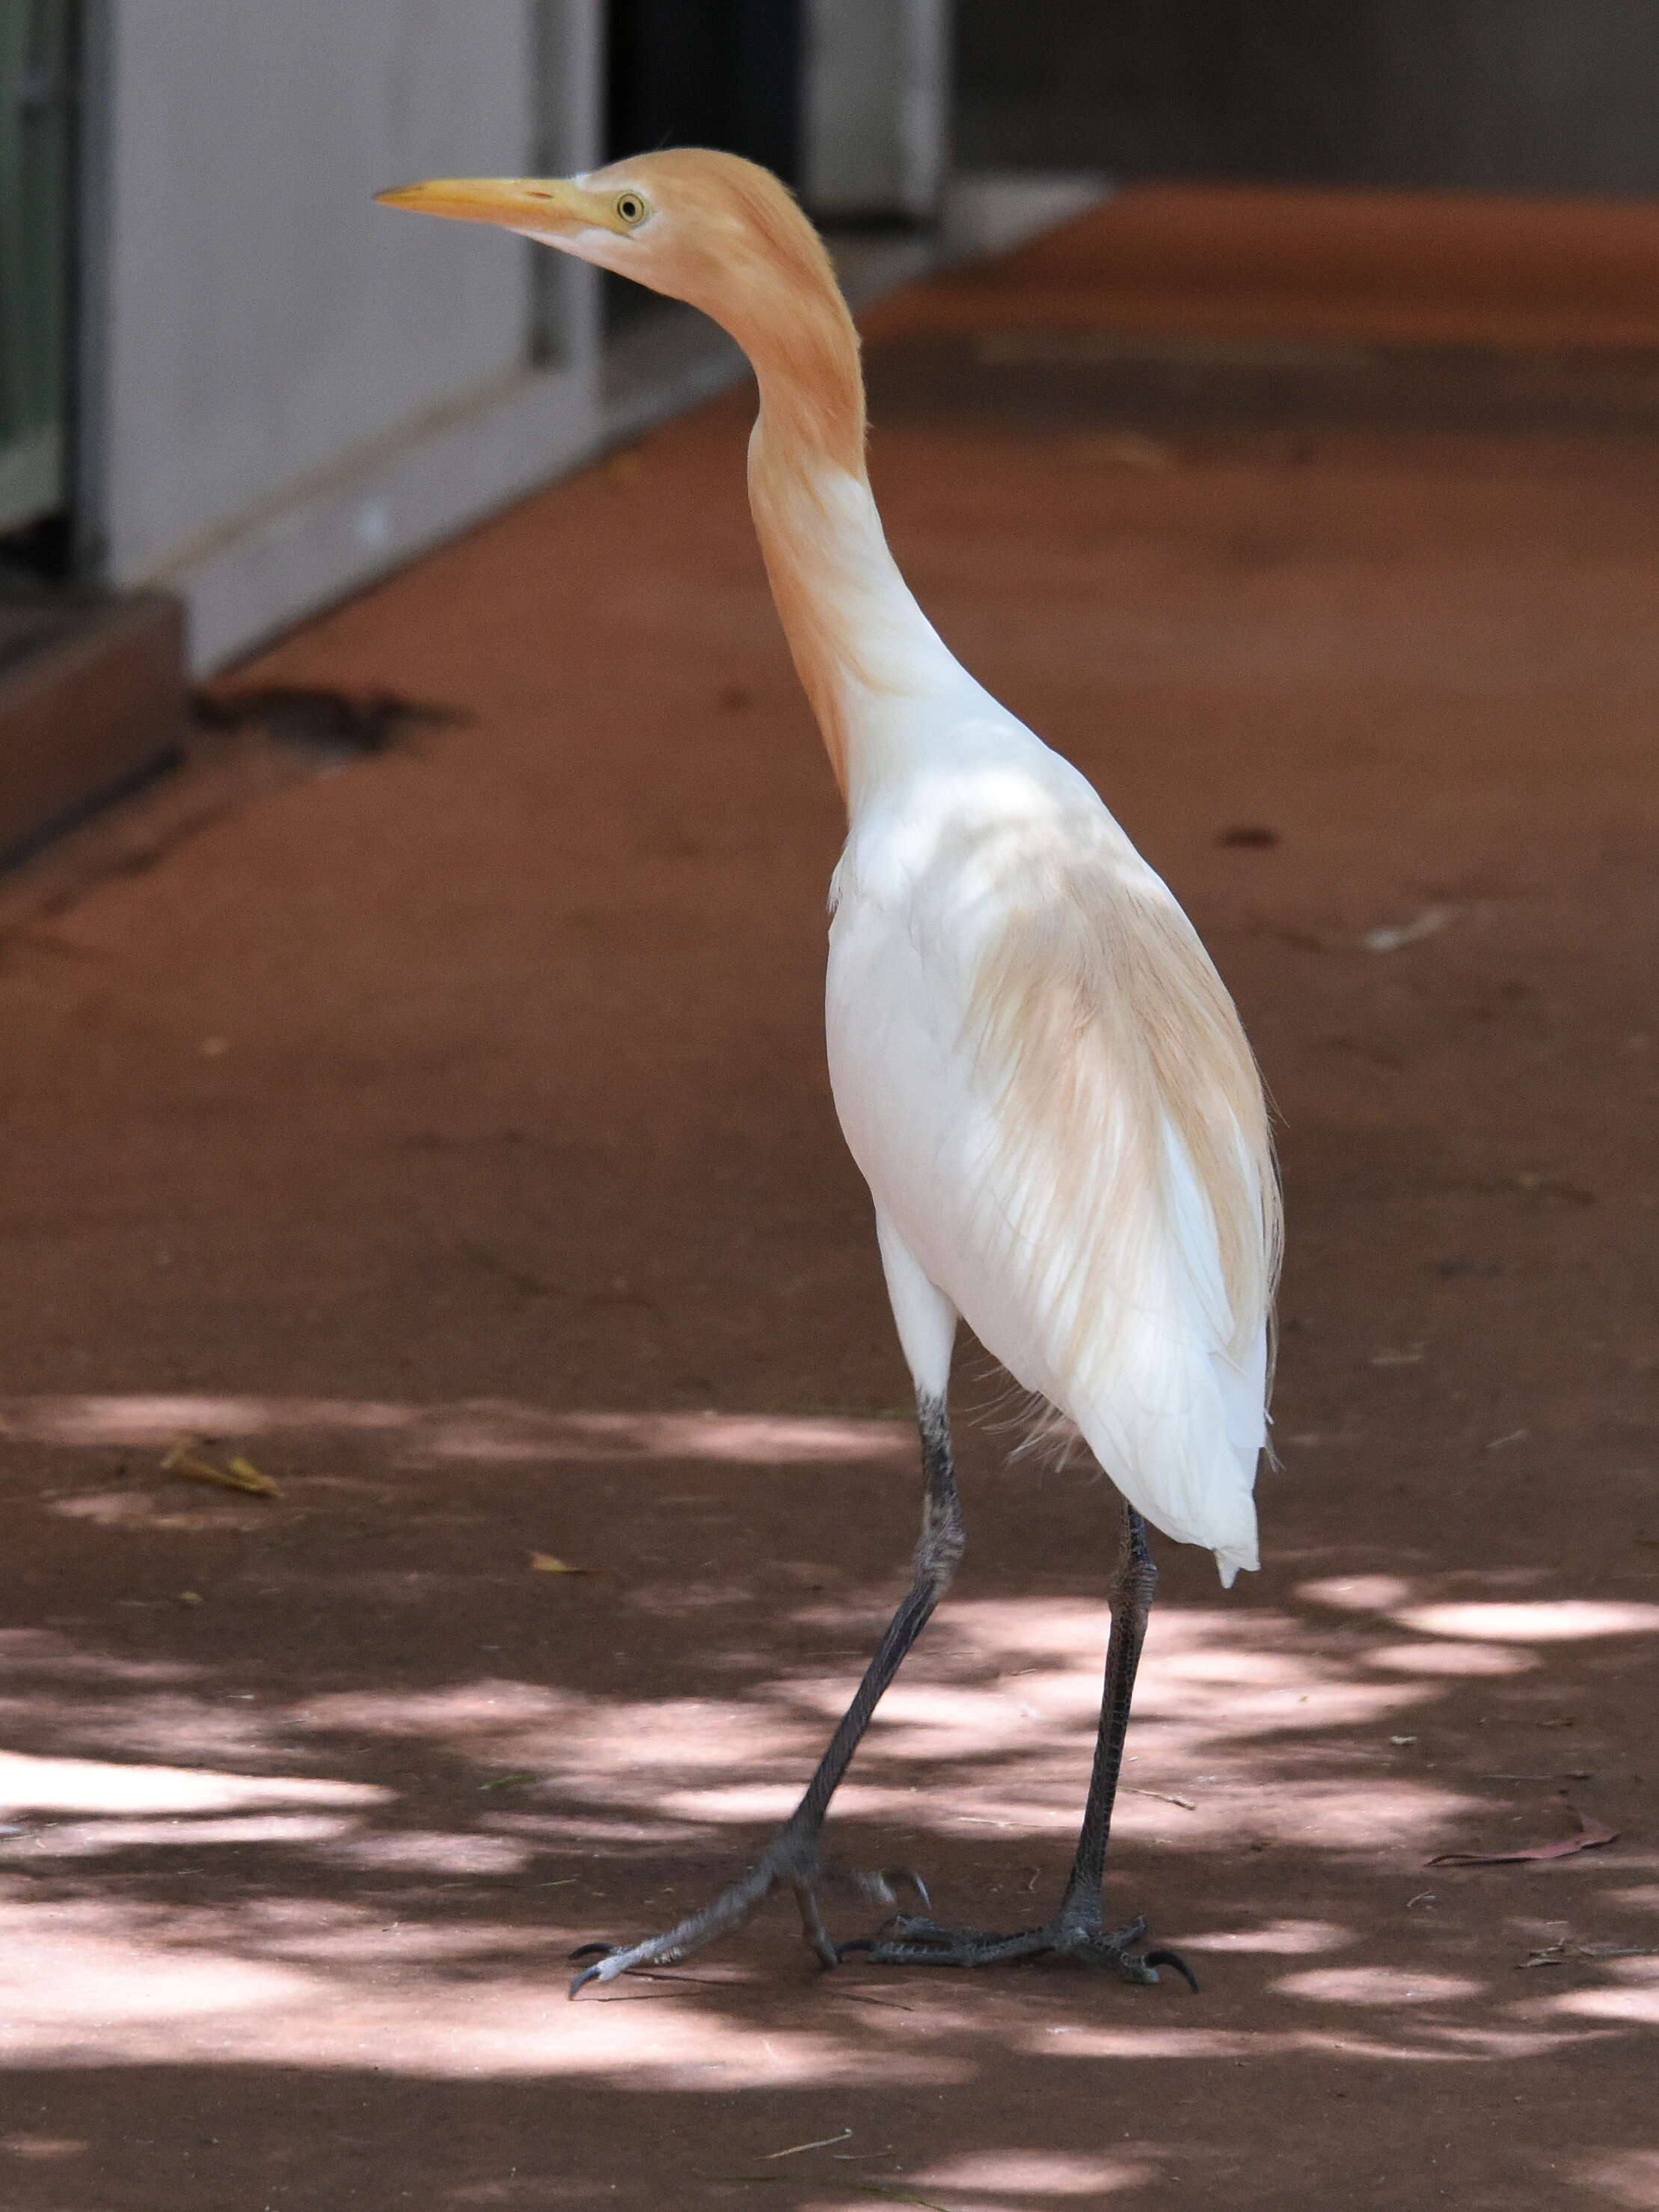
left=377, top=153, right=1281, bottom=1994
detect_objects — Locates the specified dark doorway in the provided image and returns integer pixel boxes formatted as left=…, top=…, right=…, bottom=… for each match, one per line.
left=604, top=0, right=803, bottom=335
left=607, top=0, right=801, bottom=182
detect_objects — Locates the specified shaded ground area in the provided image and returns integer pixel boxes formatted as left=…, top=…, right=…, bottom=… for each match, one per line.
left=2, top=197, right=1658, bottom=2209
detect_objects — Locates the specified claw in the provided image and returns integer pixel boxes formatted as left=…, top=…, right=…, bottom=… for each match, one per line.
left=885, top=1865, right=932, bottom=1910
left=1143, top=1946, right=1200, bottom=1994
left=568, top=1941, right=641, bottom=1996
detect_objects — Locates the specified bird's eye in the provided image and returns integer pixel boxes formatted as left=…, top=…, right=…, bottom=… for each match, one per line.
left=615, top=192, right=648, bottom=227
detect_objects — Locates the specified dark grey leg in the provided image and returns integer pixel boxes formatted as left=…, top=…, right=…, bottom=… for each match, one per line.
left=785, top=1396, right=963, bottom=1839
left=841, top=1498, right=1196, bottom=1988
left=1056, top=1501, right=1156, bottom=1930
left=569, top=1393, right=963, bottom=1994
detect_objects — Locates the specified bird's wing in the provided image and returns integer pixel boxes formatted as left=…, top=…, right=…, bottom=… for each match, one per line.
left=828, top=773, right=1278, bottom=1581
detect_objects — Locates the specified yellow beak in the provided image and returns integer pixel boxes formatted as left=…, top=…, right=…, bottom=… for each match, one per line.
left=373, top=177, right=628, bottom=235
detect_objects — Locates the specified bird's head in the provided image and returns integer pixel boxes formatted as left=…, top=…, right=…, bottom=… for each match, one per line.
left=375, top=148, right=839, bottom=355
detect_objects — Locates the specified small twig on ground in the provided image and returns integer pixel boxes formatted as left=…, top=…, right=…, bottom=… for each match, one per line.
left=1481, top=1772, right=1591, bottom=1783
left=764, top=2127, right=853, bottom=2159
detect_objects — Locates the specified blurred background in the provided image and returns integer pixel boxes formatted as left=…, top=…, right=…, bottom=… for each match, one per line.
left=8, top=0, right=1659, bottom=858
left=959, top=0, right=1659, bottom=193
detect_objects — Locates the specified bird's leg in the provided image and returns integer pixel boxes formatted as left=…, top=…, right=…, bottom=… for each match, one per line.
left=841, top=1499, right=1196, bottom=1988
left=1054, top=1500, right=1156, bottom=1935
left=568, top=1393, right=963, bottom=1994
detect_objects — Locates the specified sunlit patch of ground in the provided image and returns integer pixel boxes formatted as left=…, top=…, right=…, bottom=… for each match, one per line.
left=1574, top=2151, right=1659, bottom=2211
left=0, top=1395, right=913, bottom=1470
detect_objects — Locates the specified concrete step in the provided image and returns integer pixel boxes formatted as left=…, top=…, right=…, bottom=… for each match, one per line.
left=0, top=589, right=186, bottom=864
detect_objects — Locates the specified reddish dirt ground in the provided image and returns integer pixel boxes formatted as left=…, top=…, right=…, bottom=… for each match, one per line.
left=1, top=203, right=1658, bottom=2211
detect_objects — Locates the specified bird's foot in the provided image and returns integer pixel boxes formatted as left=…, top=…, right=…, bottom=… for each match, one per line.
left=568, top=1831, right=927, bottom=1996
left=838, top=1910, right=1198, bottom=1989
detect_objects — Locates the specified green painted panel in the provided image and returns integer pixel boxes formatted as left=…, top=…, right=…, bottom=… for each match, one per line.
left=0, top=0, right=74, bottom=535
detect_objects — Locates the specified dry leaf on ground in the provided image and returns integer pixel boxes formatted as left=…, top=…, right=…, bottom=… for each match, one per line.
left=1428, top=1806, right=1616, bottom=1868
left=162, top=1447, right=280, bottom=1498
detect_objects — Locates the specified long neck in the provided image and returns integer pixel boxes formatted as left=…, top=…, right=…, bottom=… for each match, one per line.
left=740, top=289, right=960, bottom=807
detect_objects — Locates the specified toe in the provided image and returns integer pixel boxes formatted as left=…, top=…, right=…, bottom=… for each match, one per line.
left=1143, top=1946, right=1200, bottom=1993
left=567, top=1939, right=655, bottom=1997
left=848, top=1937, right=972, bottom=1967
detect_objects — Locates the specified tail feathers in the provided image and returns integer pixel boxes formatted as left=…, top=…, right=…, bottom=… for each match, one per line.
left=1015, top=1387, right=1262, bottom=1586
left=1212, top=1526, right=1260, bottom=1589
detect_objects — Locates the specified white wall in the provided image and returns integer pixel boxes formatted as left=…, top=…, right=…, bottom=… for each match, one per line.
left=94, top=0, right=604, bottom=670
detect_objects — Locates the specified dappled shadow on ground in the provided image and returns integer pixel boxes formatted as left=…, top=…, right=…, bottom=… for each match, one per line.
left=1, top=1397, right=1655, bottom=2210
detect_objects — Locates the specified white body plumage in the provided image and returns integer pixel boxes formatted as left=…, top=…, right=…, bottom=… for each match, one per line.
left=815, top=472, right=1274, bottom=1586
